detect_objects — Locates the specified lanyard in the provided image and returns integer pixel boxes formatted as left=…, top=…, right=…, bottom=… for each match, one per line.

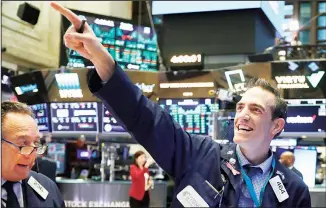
left=236, top=152, right=275, bottom=207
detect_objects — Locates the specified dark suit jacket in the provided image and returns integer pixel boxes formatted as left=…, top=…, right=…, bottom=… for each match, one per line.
left=32, top=157, right=57, bottom=182
left=291, top=167, right=303, bottom=180
left=22, top=171, right=65, bottom=207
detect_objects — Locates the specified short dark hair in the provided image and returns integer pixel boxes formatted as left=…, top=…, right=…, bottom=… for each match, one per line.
left=1, top=101, right=34, bottom=126
left=246, top=78, right=287, bottom=138
left=133, top=150, right=145, bottom=168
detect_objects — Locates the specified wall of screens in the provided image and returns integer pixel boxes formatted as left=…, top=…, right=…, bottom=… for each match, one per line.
left=63, top=10, right=158, bottom=72
left=158, top=98, right=219, bottom=135
left=25, top=98, right=325, bottom=139
left=50, top=102, right=99, bottom=133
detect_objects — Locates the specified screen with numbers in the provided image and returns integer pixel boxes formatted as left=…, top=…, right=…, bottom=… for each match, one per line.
left=50, top=102, right=99, bottom=133
left=63, top=10, right=158, bottom=72
left=159, top=98, right=219, bottom=135
left=102, top=104, right=126, bottom=133
left=29, top=103, right=50, bottom=132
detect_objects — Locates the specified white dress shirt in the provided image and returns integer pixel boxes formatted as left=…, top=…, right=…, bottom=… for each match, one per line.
left=1, top=179, right=24, bottom=207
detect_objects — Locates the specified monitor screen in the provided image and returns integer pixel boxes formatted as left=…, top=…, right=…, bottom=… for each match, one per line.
left=102, top=104, right=126, bottom=133
left=294, top=146, right=317, bottom=187
left=77, top=149, right=91, bottom=160
left=29, top=103, right=50, bottom=132
left=50, top=102, right=99, bottom=133
left=214, top=111, right=235, bottom=141
left=159, top=98, right=219, bottom=135
left=54, top=73, right=83, bottom=99
left=10, top=71, right=48, bottom=105
left=47, top=143, right=66, bottom=174
left=63, top=10, right=158, bottom=72
left=283, top=99, right=326, bottom=134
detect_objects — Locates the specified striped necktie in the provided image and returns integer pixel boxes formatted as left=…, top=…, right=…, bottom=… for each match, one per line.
left=2, top=181, right=20, bottom=208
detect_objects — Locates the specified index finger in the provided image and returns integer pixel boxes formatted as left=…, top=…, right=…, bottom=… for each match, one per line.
left=50, top=2, right=81, bottom=29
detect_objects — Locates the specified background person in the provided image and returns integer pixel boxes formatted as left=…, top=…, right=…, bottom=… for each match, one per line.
left=129, top=151, right=154, bottom=208
left=279, top=151, right=303, bottom=180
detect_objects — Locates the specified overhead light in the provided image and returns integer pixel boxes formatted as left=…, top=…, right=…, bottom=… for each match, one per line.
left=288, top=19, right=299, bottom=31
left=183, top=92, right=193, bottom=97
left=278, top=50, right=286, bottom=56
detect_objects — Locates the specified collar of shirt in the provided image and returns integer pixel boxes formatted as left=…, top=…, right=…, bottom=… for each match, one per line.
left=1, top=178, right=23, bottom=186
left=236, top=145, right=274, bottom=174
left=289, top=166, right=294, bottom=170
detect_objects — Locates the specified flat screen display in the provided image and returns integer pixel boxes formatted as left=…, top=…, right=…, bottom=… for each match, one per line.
left=10, top=71, right=48, bottom=105
left=102, top=104, right=126, bottom=133
left=29, top=103, right=50, bottom=132
left=159, top=98, right=219, bottom=135
left=280, top=99, right=326, bottom=138
left=77, top=149, right=91, bottom=160
left=50, top=102, right=99, bottom=133
left=63, top=10, right=158, bottom=71
left=47, top=143, right=66, bottom=174
left=283, top=105, right=326, bottom=133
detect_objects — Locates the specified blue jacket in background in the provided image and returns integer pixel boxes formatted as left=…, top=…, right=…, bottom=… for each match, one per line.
left=88, top=64, right=311, bottom=207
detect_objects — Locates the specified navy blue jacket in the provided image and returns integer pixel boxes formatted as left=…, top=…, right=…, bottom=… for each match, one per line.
left=22, top=171, right=64, bottom=207
left=291, top=167, right=304, bottom=180
left=88, top=64, right=311, bottom=207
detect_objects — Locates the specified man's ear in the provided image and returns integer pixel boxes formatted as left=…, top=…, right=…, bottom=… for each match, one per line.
left=271, top=118, right=285, bottom=136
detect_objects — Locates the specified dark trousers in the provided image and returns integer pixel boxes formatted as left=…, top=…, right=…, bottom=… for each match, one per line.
left=129, top=191, right=150, bottom=208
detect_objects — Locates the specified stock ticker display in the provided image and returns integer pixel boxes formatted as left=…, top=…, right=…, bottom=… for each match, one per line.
left=67, top=14, right=158, bottom=71
left=102, top=104, right=126, bottom=133
left=159, top=98, right=219, bottom=135
left=30, top=103, right=50, bottom=132
left=50, top=102, right=99, bottom=133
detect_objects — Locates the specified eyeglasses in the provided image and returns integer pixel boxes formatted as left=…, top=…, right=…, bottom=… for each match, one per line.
left=1, top=138, right=47, bottom=155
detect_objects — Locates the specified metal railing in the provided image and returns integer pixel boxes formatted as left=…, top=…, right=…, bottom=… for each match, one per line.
left=273, top=44, right=326, bottom=60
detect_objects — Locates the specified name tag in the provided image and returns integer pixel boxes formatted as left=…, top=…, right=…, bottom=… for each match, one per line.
left=269, top=175, right=289, bottom=202
left=28, top=176, right=48, bottom=200
left=177, top=186, right=209, bottom=207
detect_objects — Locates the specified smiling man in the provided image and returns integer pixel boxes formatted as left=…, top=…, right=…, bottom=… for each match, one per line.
left=52, top=2, right=311, bottom=207
left=1, top=101, right=64, bottom=207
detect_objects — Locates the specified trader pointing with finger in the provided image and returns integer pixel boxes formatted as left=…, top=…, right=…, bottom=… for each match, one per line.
left=51, top=2, right=311, bottom=207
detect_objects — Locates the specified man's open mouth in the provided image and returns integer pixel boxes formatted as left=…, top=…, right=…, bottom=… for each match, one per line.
left=237, top=125, right=253, bottom=132
left=17, top=164, right=28, bottom=168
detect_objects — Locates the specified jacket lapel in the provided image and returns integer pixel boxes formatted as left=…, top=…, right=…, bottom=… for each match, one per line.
left=220, top=144, right=242, bottom=193
left=261, top=157, right=290, bottom=207
left=22, top=177, right=42, bottom=208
